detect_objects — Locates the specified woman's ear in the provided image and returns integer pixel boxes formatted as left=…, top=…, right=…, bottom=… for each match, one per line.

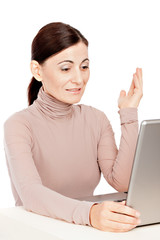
left=30, top=60, right=43, bottom=82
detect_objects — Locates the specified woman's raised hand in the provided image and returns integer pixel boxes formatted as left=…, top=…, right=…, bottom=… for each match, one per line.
left=89, top=201, right=141, bottom=232
left=118, top=68, right=143, bottom=109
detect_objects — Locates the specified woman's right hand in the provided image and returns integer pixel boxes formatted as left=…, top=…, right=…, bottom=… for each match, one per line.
left=89, top=201, right=141, bottom=232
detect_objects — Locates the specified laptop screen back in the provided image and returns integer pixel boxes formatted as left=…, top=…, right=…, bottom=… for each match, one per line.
left=126, top=119, right=160, bottom=226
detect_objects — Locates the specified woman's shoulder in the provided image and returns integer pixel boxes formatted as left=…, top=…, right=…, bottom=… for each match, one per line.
left=4, top=107, right=32, bottom=130
left=4, top=107, right=35, bottom=143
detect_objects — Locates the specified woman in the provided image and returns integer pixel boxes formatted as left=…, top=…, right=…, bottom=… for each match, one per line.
left=4, top=22, right=143, bottom=232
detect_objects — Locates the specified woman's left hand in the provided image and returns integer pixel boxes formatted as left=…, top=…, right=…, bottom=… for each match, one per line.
left=118, top=68, right=143, bottom=109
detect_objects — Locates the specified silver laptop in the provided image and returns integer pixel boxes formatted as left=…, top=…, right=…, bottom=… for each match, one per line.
left=77, top=119, right=160, bottom=226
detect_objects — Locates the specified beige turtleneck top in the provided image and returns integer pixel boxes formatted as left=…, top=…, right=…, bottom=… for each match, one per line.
left=4, top=87, right=138, bottom=226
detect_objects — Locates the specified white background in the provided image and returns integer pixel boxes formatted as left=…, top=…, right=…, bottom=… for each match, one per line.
left=0, top=0, right=160, bottom=208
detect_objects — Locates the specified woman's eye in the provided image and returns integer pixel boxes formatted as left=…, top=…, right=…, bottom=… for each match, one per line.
left=61, top=67, right=70, bottom=72
left=81, top=65, right=89, bottom=70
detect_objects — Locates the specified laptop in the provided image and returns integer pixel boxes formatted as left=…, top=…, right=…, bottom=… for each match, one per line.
left=77, top=119, right=160, bottom=226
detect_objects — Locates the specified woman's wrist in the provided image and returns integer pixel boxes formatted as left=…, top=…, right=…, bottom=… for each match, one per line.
left=118, top=107, right=138, bottom=125
left=89, top=203, right=98, bottom=226
left=119, top=104, right=138, bottom=109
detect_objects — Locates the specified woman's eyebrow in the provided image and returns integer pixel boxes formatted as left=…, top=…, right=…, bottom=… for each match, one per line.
left=57, top=58, right=89, bottom=65
left=82, top=58, right=89, bottom=63
left=58, top=60, right=73, bottom=65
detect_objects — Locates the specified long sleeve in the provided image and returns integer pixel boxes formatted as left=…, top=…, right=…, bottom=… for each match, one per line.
left=97, top=108, right=138, bottom=192
left=3, top=115, right=94, bottom=226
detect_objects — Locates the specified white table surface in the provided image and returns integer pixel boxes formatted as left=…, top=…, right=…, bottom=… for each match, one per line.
left=0, top=207, right=160, bottom=240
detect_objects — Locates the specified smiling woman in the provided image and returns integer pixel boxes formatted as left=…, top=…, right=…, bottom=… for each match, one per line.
left=28, top=22, right=89, bottom=105
left=30, top=42, right=90, bottom=104
left=4, top=22, right=143, bottom=233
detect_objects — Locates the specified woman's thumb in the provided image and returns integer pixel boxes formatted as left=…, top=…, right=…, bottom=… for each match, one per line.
left=119, top=90, right=126, bottom=97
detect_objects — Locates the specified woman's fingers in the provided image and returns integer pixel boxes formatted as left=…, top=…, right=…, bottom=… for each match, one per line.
left=107, top=201, right=140, bottom=218
left=127, top=78, right=135, bottom=96
left=136, top=67, right=142, bottom=80
left=118, top=67, right=143, bottom=108
left=127, top=68, right=142, bottom=97
left=133, top=72, right=140, bottom=90
left=133, top=71, right=143, bottom=100
left=103, top=219, right=137, bottom=232
left=89, top=201, right=140, bottom=232
left=136, top=68, right=143, bottom=88
left=107, top=210, right=140, bottom=225
left=103, top=201, right=140, bottom=231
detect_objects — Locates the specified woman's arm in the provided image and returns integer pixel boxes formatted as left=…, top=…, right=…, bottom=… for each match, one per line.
left=97, top=108, right=138, bottom=192
left=4, top=114, right=94, bottom=226
left=97, top=68, right=143, bottom=192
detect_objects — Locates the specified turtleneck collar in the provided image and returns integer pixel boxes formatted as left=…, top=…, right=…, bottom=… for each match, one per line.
left=34, top=87, right=74, bottom=120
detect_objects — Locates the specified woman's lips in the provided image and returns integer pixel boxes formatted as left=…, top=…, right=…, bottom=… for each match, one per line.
left=66, top=88, right=81, bottom=91
left=66, top=88, right=82, bottom=94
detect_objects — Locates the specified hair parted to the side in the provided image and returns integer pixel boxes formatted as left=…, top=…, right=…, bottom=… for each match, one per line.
left=28, top=22, right=89, bottom=105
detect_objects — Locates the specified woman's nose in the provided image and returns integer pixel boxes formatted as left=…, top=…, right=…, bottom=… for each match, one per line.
left=71, top=70, right=83, bottom=85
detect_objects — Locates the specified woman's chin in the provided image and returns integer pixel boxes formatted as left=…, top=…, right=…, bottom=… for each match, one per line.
left=66, top=97, right=82, bottom=104
left=63, top=93, right=84, bottom=104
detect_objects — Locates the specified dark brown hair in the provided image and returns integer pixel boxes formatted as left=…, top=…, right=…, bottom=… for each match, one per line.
left=28, top=22, right=88, bottom=105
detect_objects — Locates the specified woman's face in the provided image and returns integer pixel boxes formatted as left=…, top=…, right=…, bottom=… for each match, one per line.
left=35, top=42, right=90, bottom=104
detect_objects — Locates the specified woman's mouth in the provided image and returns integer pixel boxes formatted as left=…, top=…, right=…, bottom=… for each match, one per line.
left=66, top=88, right=82, bottom=94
